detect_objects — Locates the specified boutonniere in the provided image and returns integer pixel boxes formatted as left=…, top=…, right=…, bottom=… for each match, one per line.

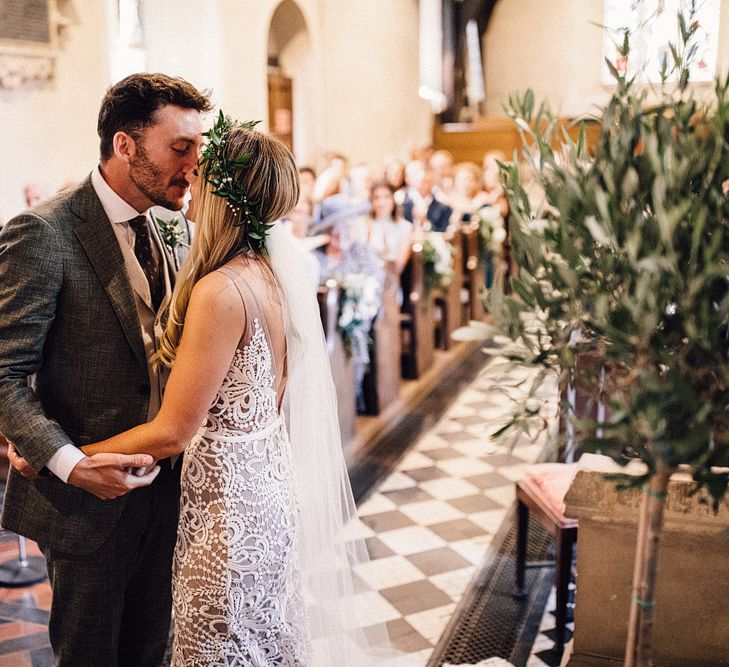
left=155, top=216, right=189, bottom=254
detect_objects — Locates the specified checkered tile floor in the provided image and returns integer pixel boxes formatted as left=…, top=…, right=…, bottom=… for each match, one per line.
left=353, top=361, right=558, bottom=664
left=524, top=586, right=574, bottom=667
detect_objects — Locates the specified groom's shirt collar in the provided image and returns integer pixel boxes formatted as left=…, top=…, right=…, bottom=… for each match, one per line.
left=91, top=165, right=150, bottom=224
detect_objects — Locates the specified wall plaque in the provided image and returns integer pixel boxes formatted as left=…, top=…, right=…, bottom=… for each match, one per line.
left=0, top=0, right=52, bottom=44
left=0, top=0, right=68, bottom=89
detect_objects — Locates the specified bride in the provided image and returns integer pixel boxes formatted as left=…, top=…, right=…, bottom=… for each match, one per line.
left=82, top=116, right=392, bottom=665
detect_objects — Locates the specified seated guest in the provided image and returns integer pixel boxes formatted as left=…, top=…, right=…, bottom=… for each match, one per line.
left=313, top=165, right=343, bottom=205
left=282, top=194, right=323, bottom=290
left=313, top=170, right=371, bottom=236
left=412, top=143, right=434, bottom=165
left=285, top=194, right=331, bottom=249
left=383, top=157, right=406, bottom=205
left=327, top=151, right=349, bottom=177
left=482, top=150, right=509, bottom=218
left=316, top=220, right=350, bottom=283
left=347, top=163, right=373, bottom=202
left=351, top=182, right=413, bottom=273
left=314, top=182, right=371, bottom=283
left=23, top=183, right=43, bottom=209
left=323, top=151, right=350, bottom=194
left=450, top=161, right=490, bottom=223
left=312, top=165, right=346, bottom=226
left=285, top=194, right=314, bottom=237
left=480, top=151, right=511, bottom=281
left=430, top=149, right=456, bottom=204
left=404, top=160, right=425, bottom=191
left=402, top=165, right=453, bottom=232
left=298, top=165, right=316, bottom=201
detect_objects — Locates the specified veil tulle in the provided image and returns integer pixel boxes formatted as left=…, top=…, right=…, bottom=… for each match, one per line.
left=267, top=224, right=397, bottom=665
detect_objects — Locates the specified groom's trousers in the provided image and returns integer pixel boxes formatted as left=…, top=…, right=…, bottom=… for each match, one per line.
left=37, top=461, right=180, bottom=667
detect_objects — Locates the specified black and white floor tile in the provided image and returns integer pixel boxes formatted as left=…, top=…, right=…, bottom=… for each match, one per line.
left=353, top=361, right=557, bottom=664
left=524, top=586, right=574, bottom=667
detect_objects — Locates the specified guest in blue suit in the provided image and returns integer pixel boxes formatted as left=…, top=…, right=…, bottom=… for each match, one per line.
left=402, top=165, right=453, bottom=232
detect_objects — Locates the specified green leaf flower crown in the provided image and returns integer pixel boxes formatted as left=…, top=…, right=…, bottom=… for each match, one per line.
left=199, top=111, right=272, bottom=253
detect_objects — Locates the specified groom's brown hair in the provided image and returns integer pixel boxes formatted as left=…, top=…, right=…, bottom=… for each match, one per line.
left=97, top=72, right=212, bottom=161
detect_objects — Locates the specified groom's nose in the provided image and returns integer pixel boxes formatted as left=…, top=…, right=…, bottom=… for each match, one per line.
left=182, top=163, right=199, bottom=186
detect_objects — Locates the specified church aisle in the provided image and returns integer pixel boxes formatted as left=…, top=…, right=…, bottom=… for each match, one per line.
left=353, top=357, right=556, bottom=664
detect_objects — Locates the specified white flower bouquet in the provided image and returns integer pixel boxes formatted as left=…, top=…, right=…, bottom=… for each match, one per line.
left=472, top=205, right=506, bottom=261
left=421, top=232, right=455, bottom=295
left=337, top=272, right=381, bottom=356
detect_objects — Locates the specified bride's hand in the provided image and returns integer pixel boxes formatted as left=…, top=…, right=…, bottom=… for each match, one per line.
left=126, top=460, right=159, bottom=476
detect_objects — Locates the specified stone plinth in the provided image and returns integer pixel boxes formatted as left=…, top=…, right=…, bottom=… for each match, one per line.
left=564, top=455, right=729, bottom=666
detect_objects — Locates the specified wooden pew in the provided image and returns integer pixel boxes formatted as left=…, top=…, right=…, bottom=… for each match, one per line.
left=433, top=117, right=602, bottom=164
left=361, top=263, right=402, bottom=415
left=317, top=282, right=356, bottom=445
left=400, top=243, right=435, bottom=379
left=461, top=223, right=486, bottom=321
left=433, top=228, right=465, bottom=350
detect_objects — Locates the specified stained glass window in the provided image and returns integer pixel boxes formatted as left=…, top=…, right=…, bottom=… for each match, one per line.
left=603, top=0, right=721, bottom=84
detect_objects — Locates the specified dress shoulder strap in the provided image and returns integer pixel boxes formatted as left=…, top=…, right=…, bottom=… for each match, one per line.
left=215, top=261, right=274, bottom=342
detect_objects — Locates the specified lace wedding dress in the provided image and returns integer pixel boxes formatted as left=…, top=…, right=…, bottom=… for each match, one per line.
left=171, top=260, right=310, bottom=666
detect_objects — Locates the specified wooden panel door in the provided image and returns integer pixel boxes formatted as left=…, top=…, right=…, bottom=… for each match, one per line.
left=268, top=73, right=293, bottom=151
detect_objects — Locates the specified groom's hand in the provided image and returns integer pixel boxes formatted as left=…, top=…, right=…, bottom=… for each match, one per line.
left=68, top=454, right=160, bottom=500
left=6, top=442, right=42, bottom=480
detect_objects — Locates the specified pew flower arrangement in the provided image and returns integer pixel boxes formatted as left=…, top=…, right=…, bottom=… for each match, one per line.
left=421, top=232, right=455, bottom=295
left=473, top=205, right=507, bottom=263
left=334, top=242, right=384, bottom=360
left=335, top=243, right=384, bottom=412
left=457, top=10, right=729, bottom=666
left=337, top=272, right=381, bottom=356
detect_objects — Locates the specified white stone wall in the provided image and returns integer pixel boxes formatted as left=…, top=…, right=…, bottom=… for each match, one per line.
left=482, top=0, right=729, bottom=118
left=0, top=0, right=432, bottom=221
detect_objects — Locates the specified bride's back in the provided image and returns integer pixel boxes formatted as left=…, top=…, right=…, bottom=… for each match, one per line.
left=217, top=253, right=288, bottom=412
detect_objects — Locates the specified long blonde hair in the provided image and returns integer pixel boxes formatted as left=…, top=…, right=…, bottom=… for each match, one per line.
left=155, top=126, right=300, bottom=368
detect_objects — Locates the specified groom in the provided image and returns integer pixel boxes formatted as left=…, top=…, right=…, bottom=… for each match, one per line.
left=0, top=73, right=211, bottom=666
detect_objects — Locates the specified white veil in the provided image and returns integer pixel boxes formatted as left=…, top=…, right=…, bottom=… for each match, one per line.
left=267, top=224, right=396, bottom=665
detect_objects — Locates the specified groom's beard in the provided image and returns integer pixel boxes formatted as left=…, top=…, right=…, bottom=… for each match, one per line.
left=129, top=144, right=189, bottom=211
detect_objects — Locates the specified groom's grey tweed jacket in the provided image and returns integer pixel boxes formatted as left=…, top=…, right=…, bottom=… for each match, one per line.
left=0, top=176, right=178, bottom=554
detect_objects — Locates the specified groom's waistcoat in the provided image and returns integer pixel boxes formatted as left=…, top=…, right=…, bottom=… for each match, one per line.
left=0, top=176, right=179, bottom=554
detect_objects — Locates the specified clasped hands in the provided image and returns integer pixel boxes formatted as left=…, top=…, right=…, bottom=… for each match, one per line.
left=7, top=443, right=160, bottom=501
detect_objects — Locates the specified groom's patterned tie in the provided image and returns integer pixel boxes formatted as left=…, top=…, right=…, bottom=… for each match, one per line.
left=128, top=215, right=165, bottom=311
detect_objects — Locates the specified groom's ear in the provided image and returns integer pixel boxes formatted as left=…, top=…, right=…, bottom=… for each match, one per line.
left=112, top=131, right=137, bottom=164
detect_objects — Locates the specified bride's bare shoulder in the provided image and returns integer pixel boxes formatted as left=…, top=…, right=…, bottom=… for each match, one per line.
left=179, top=272, right=247, bottom=363
left=189, top=269, right=246, bottom=318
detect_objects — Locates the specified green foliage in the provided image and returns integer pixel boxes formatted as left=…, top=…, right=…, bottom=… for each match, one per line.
left=199, top=111, right=270, bottom=253
left=421, top=237, right=454, bottom=296
left=493, top=12, right=729, bottom=507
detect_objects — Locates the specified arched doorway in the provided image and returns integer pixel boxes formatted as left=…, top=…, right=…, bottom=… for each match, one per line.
left=267, top=0, right=313, bottom=163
